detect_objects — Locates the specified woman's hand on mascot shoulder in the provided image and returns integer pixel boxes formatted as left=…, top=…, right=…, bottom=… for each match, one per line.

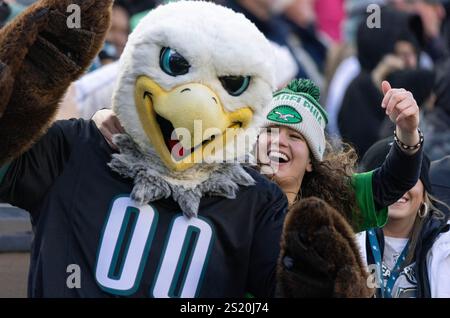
left=92, top=109, right=124, bottom=150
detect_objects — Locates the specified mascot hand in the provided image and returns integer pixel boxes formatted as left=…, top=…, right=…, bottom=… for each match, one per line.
left=277, top=197, right=374, bottom=298
left=0, top=5, right=48, bottom=117
left=0, top=0, right=112, bottom=165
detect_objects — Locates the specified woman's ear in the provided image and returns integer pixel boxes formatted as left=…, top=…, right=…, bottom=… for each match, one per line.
left=306, top=157, right=313, bottom=172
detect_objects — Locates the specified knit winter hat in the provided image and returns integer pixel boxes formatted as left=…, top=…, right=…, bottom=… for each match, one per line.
left=263, top=79, right=328, bottom=161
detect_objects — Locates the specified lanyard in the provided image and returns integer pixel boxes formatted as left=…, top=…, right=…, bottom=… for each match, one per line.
left=367, top=229, right=410, bottom=298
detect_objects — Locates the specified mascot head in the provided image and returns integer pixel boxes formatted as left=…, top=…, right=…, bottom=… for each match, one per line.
left=113, top=0, right=275, bottom=171
left=110, top=1, right=275, bottom=217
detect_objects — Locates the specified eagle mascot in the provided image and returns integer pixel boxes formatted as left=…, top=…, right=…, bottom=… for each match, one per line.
left=0, top=0, right=370, bottom=297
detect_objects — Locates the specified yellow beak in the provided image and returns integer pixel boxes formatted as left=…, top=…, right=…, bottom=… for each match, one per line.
left=134, top=76, right=253, bottom=171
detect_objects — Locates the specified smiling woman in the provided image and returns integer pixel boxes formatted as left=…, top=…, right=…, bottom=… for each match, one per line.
left=258, top=78, right=437, bottom=297
left=257, top=126, right=315, bottom=204
left=257, top=78, right=425, bottom=233
left=357, top=137, right=450, bottom=298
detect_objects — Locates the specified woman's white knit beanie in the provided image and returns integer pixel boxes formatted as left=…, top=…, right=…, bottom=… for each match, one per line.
left=262, top=79, right=328, bottom=161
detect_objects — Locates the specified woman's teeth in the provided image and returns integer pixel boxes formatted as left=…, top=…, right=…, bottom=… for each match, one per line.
left=268, top=151, right=289, bottom=163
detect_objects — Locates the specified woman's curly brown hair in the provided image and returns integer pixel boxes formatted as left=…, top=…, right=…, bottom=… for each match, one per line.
left=300, top=140, right=362, bottom=229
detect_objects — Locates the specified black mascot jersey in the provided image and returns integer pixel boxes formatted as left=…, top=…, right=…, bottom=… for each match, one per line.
left=0, top=119, right=287, bottom=297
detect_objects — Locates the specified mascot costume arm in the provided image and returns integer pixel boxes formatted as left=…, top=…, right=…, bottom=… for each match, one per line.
left=0, top=0, right=112, bottom=166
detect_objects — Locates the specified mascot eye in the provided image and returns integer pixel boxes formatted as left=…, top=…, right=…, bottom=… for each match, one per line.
left=219, top=76, right=251, bottom=96
left=160, top=47, right=190, bottom=76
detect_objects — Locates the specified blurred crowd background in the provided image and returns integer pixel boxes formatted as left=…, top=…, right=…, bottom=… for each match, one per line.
left=1, top=0, right=449, bottom=162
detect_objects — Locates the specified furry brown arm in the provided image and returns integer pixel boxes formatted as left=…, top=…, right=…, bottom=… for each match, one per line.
left=277, top=197, right=374, bottom=298
left=0, top=0, right=113, bottom=165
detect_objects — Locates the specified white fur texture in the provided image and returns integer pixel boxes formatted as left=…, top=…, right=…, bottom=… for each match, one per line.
left=112, top=0, right=275, bottom=167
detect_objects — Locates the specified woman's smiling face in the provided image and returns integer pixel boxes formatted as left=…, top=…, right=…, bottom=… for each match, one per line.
left=257, top=125, right=312, bottom=182
left=388, top=180, right=424, bottom=220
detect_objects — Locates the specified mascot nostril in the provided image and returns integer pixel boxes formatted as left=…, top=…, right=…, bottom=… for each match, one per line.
left=0, top=0, right=372, bottom=298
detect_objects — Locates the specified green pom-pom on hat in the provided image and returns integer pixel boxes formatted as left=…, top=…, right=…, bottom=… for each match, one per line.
left=273, top=78, right=328, bottom=125
left=285, top=79, right=320, bottom=102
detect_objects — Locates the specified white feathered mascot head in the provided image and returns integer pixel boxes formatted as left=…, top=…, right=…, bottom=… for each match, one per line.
left=110, top=1, right=276, bottom=217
